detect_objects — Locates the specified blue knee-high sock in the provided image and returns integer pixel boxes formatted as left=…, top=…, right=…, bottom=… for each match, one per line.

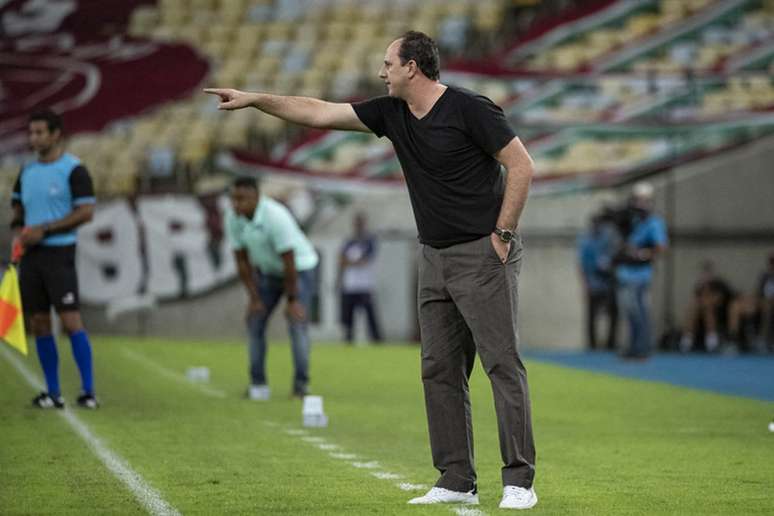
left=35, top=335, right=60, bottom=397
left=69, top=330, right=94, bottom=395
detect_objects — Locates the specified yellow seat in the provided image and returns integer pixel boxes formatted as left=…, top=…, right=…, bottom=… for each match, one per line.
left=190, top=0, right=215, bottom=10
left=159, top=7, right=187, bottom=28
left=265, top=22, right=294, bottom=41
left=128, top=7, right=160, bottom=37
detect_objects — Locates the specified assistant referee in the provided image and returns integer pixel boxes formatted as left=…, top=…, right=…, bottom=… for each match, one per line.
left=12, top=109, right=98, bottom=409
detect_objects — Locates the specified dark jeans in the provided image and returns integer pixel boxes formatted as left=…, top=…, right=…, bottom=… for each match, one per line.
left=340, top=291, right=383, bottom=343
left=586, top=287, right=618, bottom=350
left=618, top=282, right=652, bottom=357
left=418, top=234, right=535, bottom=492
left=246, top=268, right=316, bottom=394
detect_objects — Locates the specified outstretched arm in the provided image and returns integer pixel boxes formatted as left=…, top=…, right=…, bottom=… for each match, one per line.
left=204, top=88, right=370, bottom=132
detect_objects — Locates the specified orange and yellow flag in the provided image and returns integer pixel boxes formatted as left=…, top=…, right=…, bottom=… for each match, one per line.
left=0, top=265, right=27, bottom=355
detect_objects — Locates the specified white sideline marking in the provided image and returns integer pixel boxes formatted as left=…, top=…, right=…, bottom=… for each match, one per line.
left=371, top=472, right=402, bottom=480
left=329, top=452, right=358, bottom=460
left=121, top=348, right=226, bottom=398
left=1, top=347, right=181, bottom=516
left=284, top=429, right=308, bottom=436
left=397, top=483, right=427, bottom=491
left=351, top=461, right=380, bottom=469
left=285, top=430, right=477, bottom=516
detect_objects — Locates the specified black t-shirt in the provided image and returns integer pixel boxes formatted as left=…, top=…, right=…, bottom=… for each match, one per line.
left=353, top=85, right=516, bottom=248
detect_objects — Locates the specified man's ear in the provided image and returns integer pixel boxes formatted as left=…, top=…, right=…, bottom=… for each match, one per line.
left=407, top=60, right=418, bottom=79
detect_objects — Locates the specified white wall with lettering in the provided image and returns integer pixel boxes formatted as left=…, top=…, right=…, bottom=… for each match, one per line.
left=76, top=194, right=236, bottom=304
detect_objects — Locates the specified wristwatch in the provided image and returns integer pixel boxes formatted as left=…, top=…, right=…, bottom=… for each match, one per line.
left=493, top=227, right=515, bottom=243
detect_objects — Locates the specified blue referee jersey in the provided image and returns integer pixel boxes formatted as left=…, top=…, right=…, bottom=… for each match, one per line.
left=12, top=153, right=95, bottom=246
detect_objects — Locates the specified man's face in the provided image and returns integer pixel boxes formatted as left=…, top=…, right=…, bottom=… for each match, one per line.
left=28, top=120, right=60, bottom=155
left=700, top=262, right=715, bottom=282
left=378, top=39, right=411, bottom=98
left=230, top=186, right=259, bottom=218
left=631, top=195, right=653, bottom=213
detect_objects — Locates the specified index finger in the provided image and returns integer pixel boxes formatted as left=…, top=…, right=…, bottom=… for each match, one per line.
left=203, top=88, right=226, bottom=96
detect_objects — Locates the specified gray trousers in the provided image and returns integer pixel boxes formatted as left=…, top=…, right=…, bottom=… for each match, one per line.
left=418, top=234, right=535, bottom=492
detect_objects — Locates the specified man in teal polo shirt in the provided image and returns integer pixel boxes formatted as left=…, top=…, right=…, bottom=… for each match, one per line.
left=226, top=177, right=319, bottom=400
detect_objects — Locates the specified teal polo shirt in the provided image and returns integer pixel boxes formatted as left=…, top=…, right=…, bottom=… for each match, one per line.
left=225, top=196, right=319, bottom=276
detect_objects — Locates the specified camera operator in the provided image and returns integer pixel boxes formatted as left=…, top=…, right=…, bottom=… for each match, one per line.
left=614, top=182, right=669, bottom=360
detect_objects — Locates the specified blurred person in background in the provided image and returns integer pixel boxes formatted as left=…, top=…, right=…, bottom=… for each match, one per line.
left=728, top=253, right=774, bottom=353
left=11, top=109, right=98, bottom=409
left=337, top=212, right=383, bottom=344
left=614, top=182, right=668, bottom=360
left=577, top=212, right=619, bottom=351
left=207, top=30, right=538, bottom=510
left=679, top=260, right=734, bottom=353
left=226, top=177, right=319, bottom=400
left=755, top=253, right=774, bottom=350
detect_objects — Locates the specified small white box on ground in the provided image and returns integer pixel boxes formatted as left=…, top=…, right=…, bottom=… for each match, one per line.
left=302, top=395, right=328, bottom=427
left=186, top=366, right=210, bottom=383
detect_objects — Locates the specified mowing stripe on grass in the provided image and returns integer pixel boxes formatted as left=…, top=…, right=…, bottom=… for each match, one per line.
left=121, top=348, right=227, bottom=398
left=1, top=347, right=181, bottom=516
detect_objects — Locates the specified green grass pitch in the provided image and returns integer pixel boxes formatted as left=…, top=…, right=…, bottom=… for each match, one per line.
left=1, top=337, right=771, bottom=515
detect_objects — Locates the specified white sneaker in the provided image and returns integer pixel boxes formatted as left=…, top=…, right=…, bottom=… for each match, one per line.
left=247, top=385, right=270, bottom=401
left=499, top=485, right=538, bottom=510
left=407, top=487, right=479, bottom=505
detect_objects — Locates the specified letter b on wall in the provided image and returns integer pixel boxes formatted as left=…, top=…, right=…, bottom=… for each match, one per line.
left=76, top=200, right=143, bottom=304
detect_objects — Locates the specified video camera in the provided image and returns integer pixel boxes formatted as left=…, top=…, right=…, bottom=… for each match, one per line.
left=596, top=203, right=654, bottom=266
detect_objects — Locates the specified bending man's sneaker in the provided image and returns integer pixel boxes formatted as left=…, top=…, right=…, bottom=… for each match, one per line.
left=32, top=392, right=64, bottom=409
left=247, top=384, right=271, bottom=401
left=499, top=485, right=538, bottom=510
left=407, top=487, right=478, bottom=505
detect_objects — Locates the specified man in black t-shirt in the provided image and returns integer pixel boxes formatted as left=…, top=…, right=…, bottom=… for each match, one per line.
left=205, top=31, right=537, bottom=510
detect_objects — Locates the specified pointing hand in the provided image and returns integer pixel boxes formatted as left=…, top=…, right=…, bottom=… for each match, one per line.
left=203, top=88, right=253, bottom=110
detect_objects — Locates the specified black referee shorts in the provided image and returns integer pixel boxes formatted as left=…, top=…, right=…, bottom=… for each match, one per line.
left=19, top=244, right=80, bottom=313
